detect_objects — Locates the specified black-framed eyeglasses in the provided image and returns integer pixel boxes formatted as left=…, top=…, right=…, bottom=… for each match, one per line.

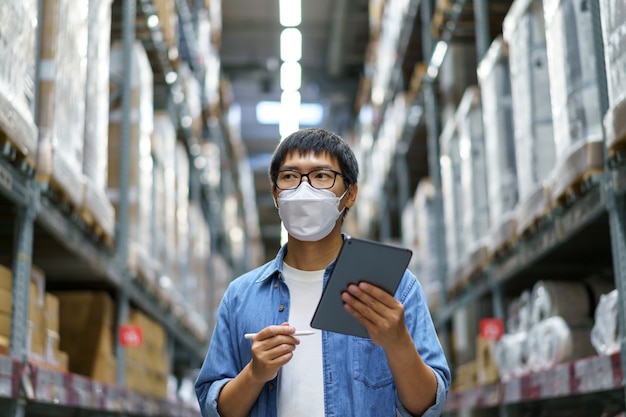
left=274, top=168, right=344, bottom=190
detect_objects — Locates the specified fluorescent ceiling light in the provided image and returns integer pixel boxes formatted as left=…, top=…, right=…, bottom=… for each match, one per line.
left=279, top=0, right=301, bottom=27
left=280, top=90, right=301, bottom=137
left=280, top=61, right=301, bottom=91
left=256, top=101, right=323, bottom=125
left=280, top=28, right=302, bottom=62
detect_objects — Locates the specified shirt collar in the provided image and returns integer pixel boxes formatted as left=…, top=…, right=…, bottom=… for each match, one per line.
left=253, top=232, right=351, bottom=284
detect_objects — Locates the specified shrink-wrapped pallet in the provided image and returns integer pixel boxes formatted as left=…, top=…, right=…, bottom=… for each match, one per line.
left=151, top=112, right=178, bottom=280
left=477, top=37, right=519, bottom=252
left=108, top=41, right=155, bottom=281
left=600, top=0, right=626, bottom=151
left=173, top=141, right=190, bottom=291
left=440, top=116, right=465, bottom=289
left=0, top=0, right=38, bottom=161
left=456, top=87, right=490, bottom=277
left=414, top=179, right=442, bottom=311
left=37, top=0, right=89, bottom=208
left=81, top=0, right=115, bottom=240
left=544, top=0, right=605, bottom=203
left=503, top=0, right=555, bottom=234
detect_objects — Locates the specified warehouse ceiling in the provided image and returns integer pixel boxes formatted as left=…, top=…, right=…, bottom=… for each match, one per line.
left=220, top=0, right=371, bottom=260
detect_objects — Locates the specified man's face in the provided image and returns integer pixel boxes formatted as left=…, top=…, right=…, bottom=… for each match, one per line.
left=272, top=151, right=357, bottom=208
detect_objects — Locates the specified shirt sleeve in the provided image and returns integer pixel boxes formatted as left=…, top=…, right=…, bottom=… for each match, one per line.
left=395, top=271, right=451, bottom=416
left=195, top=288, right=240, bottom=417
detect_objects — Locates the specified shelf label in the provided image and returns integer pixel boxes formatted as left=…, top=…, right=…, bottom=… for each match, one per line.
left=479, top=318, right=504, bottom=340
left=119, top=324, right=143, bottom=347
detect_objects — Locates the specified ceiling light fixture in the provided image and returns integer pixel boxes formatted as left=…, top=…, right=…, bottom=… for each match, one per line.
left=279, top=0, right=301, bottom=27
left=280, top=28, right=302, bottom=62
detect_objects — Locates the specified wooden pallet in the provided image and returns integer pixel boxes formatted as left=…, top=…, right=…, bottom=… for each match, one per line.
left=0, top=133, right=35, bottom=175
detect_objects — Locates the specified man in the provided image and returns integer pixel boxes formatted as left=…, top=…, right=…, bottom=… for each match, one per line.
left=195, top=128, right=450, bottom=417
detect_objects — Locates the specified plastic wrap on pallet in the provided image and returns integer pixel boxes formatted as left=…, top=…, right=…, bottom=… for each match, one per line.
left=414, top=179, right=442, bottom=311
left=503, top=0, right=556, bottom=220
left=494, top=331, right=529, bottom=380
left=599, top=0, right=626, bottom=149
left=544, top=0, right=605, bottom=202
left=507, top=290, right=532, bottom=334
left=457, top=87, right=490, bottom=253
left=81, top=0, right=114, bottom=240
left=544, top=0, right=603, bottom=158
left=440, top=117, right=465, bottom=287
left=108, top=41, right=154, bottom=277
left=0, top=0, right=38, bottom=159
left=151, top=112, right=178, bottom=279
left=37, top=0, right=89, bottom=208
left=591, top=289, right=620, bottom=355
left=174, top=142, right=190, bottom=288
left=83, top=0, right=112, bottom=190
left=478, top=37, right=518, bottom=236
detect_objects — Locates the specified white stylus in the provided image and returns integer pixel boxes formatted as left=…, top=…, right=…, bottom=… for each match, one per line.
left=244, top=331, right=316, bottom=339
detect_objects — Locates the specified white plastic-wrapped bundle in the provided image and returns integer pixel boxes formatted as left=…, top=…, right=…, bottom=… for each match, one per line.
left=600, top=0, right=626, bottom=149
left=503, top=0, right=556, bottom=233
left=478, top=37, right=518, bottom=237
left=507, top=290, right=532, bottom=334
left=591, top=289, right=620, bottom=355
left=526, top=316, right=594, bottom=371
left=494, top=332, right=529, bottom=380
left=108, top=41, right=154, bottom=278
left=37, top=0, right=89, bottom=208
left=0, top=0, right=38, bottom=159
left=414, top=179, right=442, bottom=310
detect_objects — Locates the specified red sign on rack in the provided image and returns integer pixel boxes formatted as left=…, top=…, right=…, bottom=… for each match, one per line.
left=119, top=324, right=143, bottom=347
left=479, top=318, right=504, bottom=340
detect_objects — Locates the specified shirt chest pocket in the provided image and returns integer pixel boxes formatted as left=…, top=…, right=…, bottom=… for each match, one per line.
left=351, top=338, right=394, bottom=388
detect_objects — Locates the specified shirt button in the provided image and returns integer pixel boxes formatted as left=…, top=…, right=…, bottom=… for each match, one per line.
left=274, top=283, right=278, bottom=289
left=269, top=383, right=275, bottom=391
left=278, top=305, right=285, bottom=312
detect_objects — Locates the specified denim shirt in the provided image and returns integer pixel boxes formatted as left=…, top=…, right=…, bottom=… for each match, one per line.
left=195, top=239, right=451, bottom=417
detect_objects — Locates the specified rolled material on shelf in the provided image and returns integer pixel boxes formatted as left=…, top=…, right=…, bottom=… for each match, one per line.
left=591, top=289, right=620, bottom=355
left=527, top=316, right=594, bottom=371
left=530, top=280, right=613, bottom=325
left=493, top=331, right=529, bottom=380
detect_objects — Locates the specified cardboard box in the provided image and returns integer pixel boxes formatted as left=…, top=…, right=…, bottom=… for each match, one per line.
left=0, top=313, right=10, bottom=338
left=0, top=287, right=11, bottom=315
left=0, top=264, right=11, bottom=291
left=53, top=291, right=116, bottom=383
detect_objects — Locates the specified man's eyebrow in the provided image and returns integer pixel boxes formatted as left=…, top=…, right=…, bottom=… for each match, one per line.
left=279, top=164, right=335, bottom=171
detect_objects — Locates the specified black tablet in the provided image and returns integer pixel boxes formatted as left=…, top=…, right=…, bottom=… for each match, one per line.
left=310, top=237, right=413, bottom=338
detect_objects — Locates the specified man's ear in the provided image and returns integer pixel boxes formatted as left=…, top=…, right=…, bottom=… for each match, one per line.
left=344, top=184, right=358, bottom=208
left=271, top=188, right=279, bottom=208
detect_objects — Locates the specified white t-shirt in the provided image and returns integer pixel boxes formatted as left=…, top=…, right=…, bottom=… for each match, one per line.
left=277, top=262, right=325, bottom=417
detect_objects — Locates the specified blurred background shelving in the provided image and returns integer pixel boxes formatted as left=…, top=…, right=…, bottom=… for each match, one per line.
left=1, top=0, right=626, bottom=416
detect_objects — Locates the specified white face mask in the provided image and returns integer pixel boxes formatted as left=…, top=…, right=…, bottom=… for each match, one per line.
left=277, top=182, right=348, bottom=241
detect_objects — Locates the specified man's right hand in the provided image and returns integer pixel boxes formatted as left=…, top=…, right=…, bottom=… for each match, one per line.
left=248, top=323, right=300, bottom=382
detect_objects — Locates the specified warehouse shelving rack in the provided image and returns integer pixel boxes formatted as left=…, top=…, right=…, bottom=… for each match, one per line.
left=357, top=0, right=626, bottom=415
left=0, top=0, right=236, bottom=415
